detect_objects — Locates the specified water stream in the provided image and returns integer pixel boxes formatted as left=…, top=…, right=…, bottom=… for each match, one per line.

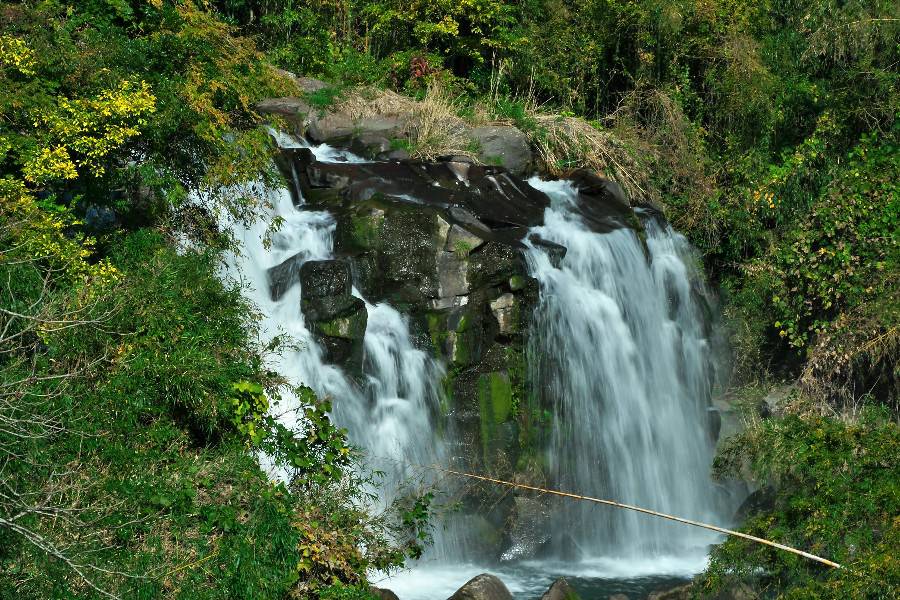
left=524, top=178, right=727, bottom=561
left=219, top=141, right=731, bottom=598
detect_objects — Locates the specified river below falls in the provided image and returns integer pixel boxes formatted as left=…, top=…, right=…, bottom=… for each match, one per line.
left=375, top=555, right=707, bottom=599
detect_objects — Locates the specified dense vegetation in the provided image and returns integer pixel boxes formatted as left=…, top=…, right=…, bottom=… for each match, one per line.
left=0, top=1, right=421, bottom=597
left=2, top=0, right=897, bottom=598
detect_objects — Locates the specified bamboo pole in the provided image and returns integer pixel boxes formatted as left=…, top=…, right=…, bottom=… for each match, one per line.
left=425, top=466, right=842, bottom=570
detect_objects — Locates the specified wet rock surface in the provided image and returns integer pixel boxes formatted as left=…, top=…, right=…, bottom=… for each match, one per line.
left=541, top=578, right=582, bottom=600
left=447, top=574, right=514, bottom=600
left=296, top=259, right=367, bottom=373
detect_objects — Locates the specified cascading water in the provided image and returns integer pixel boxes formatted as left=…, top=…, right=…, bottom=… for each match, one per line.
left=216, top=136, right=732, bottom=598
left=217, top=145, right=449, bottom=528
left=524, top=179, right=728, bottom=567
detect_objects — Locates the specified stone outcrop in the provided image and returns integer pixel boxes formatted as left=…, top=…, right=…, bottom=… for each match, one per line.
left=257, top=84, right=538, bottom=175
left=447, top=574, right=514, bottom=600
left=471, top=125, right=532, bottom=175
left=295, top=259, right=367, bottom=374
left=540, top=578, right=581, bottom=600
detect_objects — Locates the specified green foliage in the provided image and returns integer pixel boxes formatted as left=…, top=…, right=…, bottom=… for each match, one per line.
left=704, top=409, right=900, bottom=598
left=761, top=133, right=899, bottom=349
left=0, top=0, right=292, bottom=227
left=319, top=583, right=379, bottom=600
left=0, top=226, right=407, bottom=597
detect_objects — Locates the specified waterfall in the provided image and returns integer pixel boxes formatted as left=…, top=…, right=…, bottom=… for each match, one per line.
left=524, top=179, right=727, bottom=562
left=215, top=139, right=732, bottom=597
left=217, top=148, right=449, bottom=531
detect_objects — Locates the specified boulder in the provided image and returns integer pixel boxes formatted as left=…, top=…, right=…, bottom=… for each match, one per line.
left=540, top=578, right=581, bottom=600
left=471, top=126, right=532, bottom=176
left=357, top=115, right=409, bottom=139
left=298, top=260, right=367, bottom=373
left=447, top=574, right=513, bottom=600
left=267, top=252, right=306, bottom=301
left=608, top=595, right=630, bottom=600
left=255, top=96, right=312, bottom=117
left=369, top=587, right=400, bottom=600
left=256, top=97, right=313, bottom=136
left=307, top=111, right=357, bottom=144
left=300, top=259, right=352, bottom=299
left=269, top=69, right=329, bottom=94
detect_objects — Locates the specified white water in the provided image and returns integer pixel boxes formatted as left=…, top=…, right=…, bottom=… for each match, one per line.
left=523, top=179, right=727, bottom=563
left=215, top=138, right=730, bottom=598
left=217, top=144, right=446, bottom=524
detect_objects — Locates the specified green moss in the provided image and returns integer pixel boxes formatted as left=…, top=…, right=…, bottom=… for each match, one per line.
left=478, top=372, right=514, bottom=465
left=317, top=311, right=367, bottom=339
left=508, top=275, right=527, bottom=291
left=349, top=211, right=383, bottom=250
left=451, top=331, right=470, bottom=365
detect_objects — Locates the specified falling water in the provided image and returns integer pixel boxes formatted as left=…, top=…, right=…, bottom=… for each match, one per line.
left=215, top=138, right=732, bottom=597
left=524, top=178, right=727, bottom=565
left=216, top=145, right=448, bottom=528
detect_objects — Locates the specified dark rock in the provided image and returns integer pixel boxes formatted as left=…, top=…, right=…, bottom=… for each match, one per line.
left=471, top=125, right=532, bottom=175
left=267, top=252, right=306, bottom=301
left=447, top=573, right=513, bottom=600
left=349, top=133, right=392, bottom=159
left=734, top=486, right=775, bottom=522
left=299, top=259, right=351, bottom=299
left=468, top=242, right=528, bottom=289
left=279, top=149, right=551, bottom=232
left=541, top=578, right=581, bottom=600
left=378, top=209, right=441, bottom=303
left=528, top=234, right=567, bottom=268
left=567, top=169, right=639, bottom=232
left=84, top=204, right=117, bottom=233
left=369, top=587, right=400, bottom=600
left=298, top=260, right=367, bottom=373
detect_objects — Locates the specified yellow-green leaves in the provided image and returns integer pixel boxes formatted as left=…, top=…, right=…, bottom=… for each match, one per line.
left=0, top=35, right=35, bottom=76
left=0, top=178, right=120, bottom=286
left=25, top=81, right=156, bottom=183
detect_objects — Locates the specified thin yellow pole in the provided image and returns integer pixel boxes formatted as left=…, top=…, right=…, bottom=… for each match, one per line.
left=429, top=466, right=842, bottom=570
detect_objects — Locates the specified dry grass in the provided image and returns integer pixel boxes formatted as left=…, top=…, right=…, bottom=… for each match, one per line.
left=324, top=82, right=719, bottom=218
left=531, top=114, right=654, bottom=203
left=407, top=83, right=474, bottom=159
left=334, top=83, right=476, bottom=160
